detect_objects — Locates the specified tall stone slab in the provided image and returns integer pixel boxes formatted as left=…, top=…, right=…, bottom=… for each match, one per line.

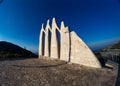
left=70, top=31, right=101, bottom=68
left=50, top=18, right=59, bottom=59
left=44, top=20, right=50, bottom=57
left=39, top=24, right=45, bottom=58
left=60, top=22, right=70, bottom=61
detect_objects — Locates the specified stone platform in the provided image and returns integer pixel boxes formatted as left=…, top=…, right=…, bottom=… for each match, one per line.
left=0, top=58, right=118, bottom=86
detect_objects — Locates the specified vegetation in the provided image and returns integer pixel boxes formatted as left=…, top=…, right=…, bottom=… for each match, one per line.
left=0, top=41, right=37, bottom=59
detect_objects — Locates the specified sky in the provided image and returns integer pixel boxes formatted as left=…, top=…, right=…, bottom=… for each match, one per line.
left=0, top=0, right=120, bottom=53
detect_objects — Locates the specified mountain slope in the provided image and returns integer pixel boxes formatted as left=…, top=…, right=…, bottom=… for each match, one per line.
left=105, top=41, right=120, bottom=49
left=93, top=41, right=120, bottom=52
left=0, top=41, right=37, bottom=59
left=94, top=41, right=120, bottom=66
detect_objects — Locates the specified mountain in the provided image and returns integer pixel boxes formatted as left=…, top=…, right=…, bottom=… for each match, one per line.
left=94, top=41, right=120, bottom=66
left=0, top=41, right=37, bottom=59
left=110, top=41, right=120, bottom=49
left=93, top=40, right=120, bottom=52
left=101, top=41, right=120, bottom=52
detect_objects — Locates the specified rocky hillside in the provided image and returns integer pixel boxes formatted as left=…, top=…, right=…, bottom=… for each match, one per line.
left=0, top=41, right=37, bottom=59
left=110, top=41, right=120, bottom=49
left=94, top=41, right=120, bottom=66
left=99, top=41, right=120, bottom=52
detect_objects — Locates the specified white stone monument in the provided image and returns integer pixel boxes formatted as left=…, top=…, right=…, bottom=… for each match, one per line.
left=39, top=18, right=101, bottom=68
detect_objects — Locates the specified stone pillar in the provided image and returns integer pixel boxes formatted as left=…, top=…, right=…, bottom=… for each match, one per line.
left=50, top=18, right=59, bottom=59
left=44, top=20, right=50, bottom=57
left=60, top=21, right=70, bottom=61
left=39, top=24, right=45, bottom=58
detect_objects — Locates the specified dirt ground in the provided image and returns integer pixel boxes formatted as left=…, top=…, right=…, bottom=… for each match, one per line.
left=0, top=58, right=118, bottom=86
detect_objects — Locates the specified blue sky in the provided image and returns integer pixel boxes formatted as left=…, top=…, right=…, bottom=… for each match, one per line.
left=0, top=0, right=120, bottom=53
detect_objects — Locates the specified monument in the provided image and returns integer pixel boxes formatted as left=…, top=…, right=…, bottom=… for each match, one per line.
left=39, top=18, right=101, bottom=68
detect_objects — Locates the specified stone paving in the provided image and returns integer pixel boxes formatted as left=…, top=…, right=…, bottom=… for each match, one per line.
left=0, top=58, right=118, bottom=86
